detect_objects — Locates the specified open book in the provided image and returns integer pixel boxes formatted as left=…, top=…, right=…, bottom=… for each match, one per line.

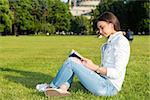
left=69, top=49, right=84, bottom=61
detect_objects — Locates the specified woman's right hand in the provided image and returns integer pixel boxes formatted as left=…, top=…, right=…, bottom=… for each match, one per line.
left=81, top=58, right=99, bottom=71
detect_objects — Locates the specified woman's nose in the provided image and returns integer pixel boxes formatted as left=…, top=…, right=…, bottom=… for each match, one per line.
left=99, top=29, right=102, bottom=34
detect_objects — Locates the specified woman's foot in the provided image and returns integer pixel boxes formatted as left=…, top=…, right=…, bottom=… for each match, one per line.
left=36, top=83, right=50, bottom=92
left=45, top=88, right=71, bottom=97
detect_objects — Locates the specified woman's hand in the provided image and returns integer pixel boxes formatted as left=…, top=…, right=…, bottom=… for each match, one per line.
left=81, top=58, right=99, bottom=71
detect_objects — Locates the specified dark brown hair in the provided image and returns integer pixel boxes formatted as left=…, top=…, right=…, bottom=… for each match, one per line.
left=97, top=12, right=121, bottom=31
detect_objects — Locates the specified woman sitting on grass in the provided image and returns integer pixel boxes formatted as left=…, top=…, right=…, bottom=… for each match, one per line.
left=36, top=12, right=130, bottom=96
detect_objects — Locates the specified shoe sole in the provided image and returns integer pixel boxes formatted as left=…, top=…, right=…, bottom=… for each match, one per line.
left=45, top=89, right=71, bottom=97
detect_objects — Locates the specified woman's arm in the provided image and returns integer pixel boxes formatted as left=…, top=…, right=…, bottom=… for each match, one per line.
left=81, top=58, right=107, bottom=75
left=106, top=38, right=130, bottom=79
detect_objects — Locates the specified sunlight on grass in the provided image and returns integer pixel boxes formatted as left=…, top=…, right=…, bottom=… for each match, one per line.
left=0, top=36, right=149, bottom=100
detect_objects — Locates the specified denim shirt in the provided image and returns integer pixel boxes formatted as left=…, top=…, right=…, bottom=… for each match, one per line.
left=101, top=31, right=130, bottom=91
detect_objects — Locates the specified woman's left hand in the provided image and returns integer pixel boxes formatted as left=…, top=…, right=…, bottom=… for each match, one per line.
left=81, top=58, right=98, bottom=71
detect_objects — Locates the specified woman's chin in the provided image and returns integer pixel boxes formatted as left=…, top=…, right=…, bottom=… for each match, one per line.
left=101, top=34, right=107, bottom=37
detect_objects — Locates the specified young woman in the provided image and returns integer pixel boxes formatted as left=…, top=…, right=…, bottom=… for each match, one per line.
left=36, top=12, right=130, bottom=96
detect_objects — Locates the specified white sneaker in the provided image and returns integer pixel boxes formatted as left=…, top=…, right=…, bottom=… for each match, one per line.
left=45, top=88, right=71, bottom=96
left=36, top=83, right=49, bottom=92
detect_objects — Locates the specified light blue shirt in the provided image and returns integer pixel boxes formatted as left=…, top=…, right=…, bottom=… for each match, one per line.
left=101, top=31, right=130, bottom=91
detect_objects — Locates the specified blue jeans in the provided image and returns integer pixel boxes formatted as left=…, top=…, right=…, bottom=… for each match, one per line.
left=50, top=57, right=118, bottom=96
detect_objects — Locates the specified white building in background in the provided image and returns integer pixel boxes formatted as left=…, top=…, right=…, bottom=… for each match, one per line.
left=68, top=0, right=101, bottom=19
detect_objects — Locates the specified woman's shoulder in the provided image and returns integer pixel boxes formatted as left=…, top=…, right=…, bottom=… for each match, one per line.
left=113, top=32, right=129, bottom=46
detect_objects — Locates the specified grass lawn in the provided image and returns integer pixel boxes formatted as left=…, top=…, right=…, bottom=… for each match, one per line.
left=0, top=35, right=149, bottom=100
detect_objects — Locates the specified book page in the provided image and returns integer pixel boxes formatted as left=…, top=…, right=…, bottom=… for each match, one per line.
left=69, top=49, right=84, bottom=60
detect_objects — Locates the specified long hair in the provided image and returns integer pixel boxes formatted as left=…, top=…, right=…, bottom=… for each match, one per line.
left=97, top=12, right=121, bottom=31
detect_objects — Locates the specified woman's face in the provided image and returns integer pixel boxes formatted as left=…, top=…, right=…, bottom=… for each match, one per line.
left=97, top=21, right=114, bottom=37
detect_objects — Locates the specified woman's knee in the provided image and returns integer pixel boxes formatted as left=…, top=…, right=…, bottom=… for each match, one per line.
left=68, top=57, right=82, bottom=64
left=63, top=57, right=77, bottom=68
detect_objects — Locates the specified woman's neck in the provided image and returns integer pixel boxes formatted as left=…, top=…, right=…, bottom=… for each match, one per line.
left=108, top=30, right=117, bottom=38
left=111, top=30, right=117, bottom=35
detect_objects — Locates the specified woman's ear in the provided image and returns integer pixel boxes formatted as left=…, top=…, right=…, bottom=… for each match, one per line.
left=109, top=23, right=114, bottom=28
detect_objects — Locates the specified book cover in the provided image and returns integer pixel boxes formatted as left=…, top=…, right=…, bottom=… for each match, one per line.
left=69, top=49, right=84, bottom=60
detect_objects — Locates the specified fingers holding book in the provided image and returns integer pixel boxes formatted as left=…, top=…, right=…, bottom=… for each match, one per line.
left=69, top=49, right=98, bottom=71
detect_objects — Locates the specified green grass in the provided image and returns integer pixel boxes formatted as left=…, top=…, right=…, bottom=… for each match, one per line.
left=0, top=35, right=149, bottom=100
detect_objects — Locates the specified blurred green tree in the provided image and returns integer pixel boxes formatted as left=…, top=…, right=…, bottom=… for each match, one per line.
left=9, top=0, right=34, bottom=35
left=0, top=0, right=13, bottom=35
left=70, top=16, right=91, bottom=35
left=8, top=0, right=72, bottom=35
left=48, top=0, right=72, bottom=32
left=93, top=0, right=149, bottom=35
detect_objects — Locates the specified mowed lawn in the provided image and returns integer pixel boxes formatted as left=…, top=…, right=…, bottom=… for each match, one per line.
left=0, top=35, right=149, bottom=100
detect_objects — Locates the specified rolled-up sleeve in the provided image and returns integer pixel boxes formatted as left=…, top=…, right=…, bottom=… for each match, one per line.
left=106, top=38, right=130, bottom=79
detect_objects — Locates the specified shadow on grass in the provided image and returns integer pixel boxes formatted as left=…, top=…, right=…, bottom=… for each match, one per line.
left=0, top=68, right=54, bottom=97
left=1, top=68, right=53, bottom=89
left=70, top=82, right=90, bottom=94
left=1, top=68, right=89, bottom=96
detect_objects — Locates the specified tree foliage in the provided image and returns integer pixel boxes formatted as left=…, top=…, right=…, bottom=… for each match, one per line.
left=48, top=0, right=72, bottom=32
left=0, top=0, right=13, bottom=35
left=0, top=0, right=149, bottom=35
left=70, top=16, right=91, bottom=35
left=7, top=0, right=72, bottom=35
left=93, top=0, right=149, bottom=35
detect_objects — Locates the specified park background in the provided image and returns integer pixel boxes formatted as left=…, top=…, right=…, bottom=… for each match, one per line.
left=0, top=0, right=150, bottom=100
left=0, top=0, right=149, bottom=35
